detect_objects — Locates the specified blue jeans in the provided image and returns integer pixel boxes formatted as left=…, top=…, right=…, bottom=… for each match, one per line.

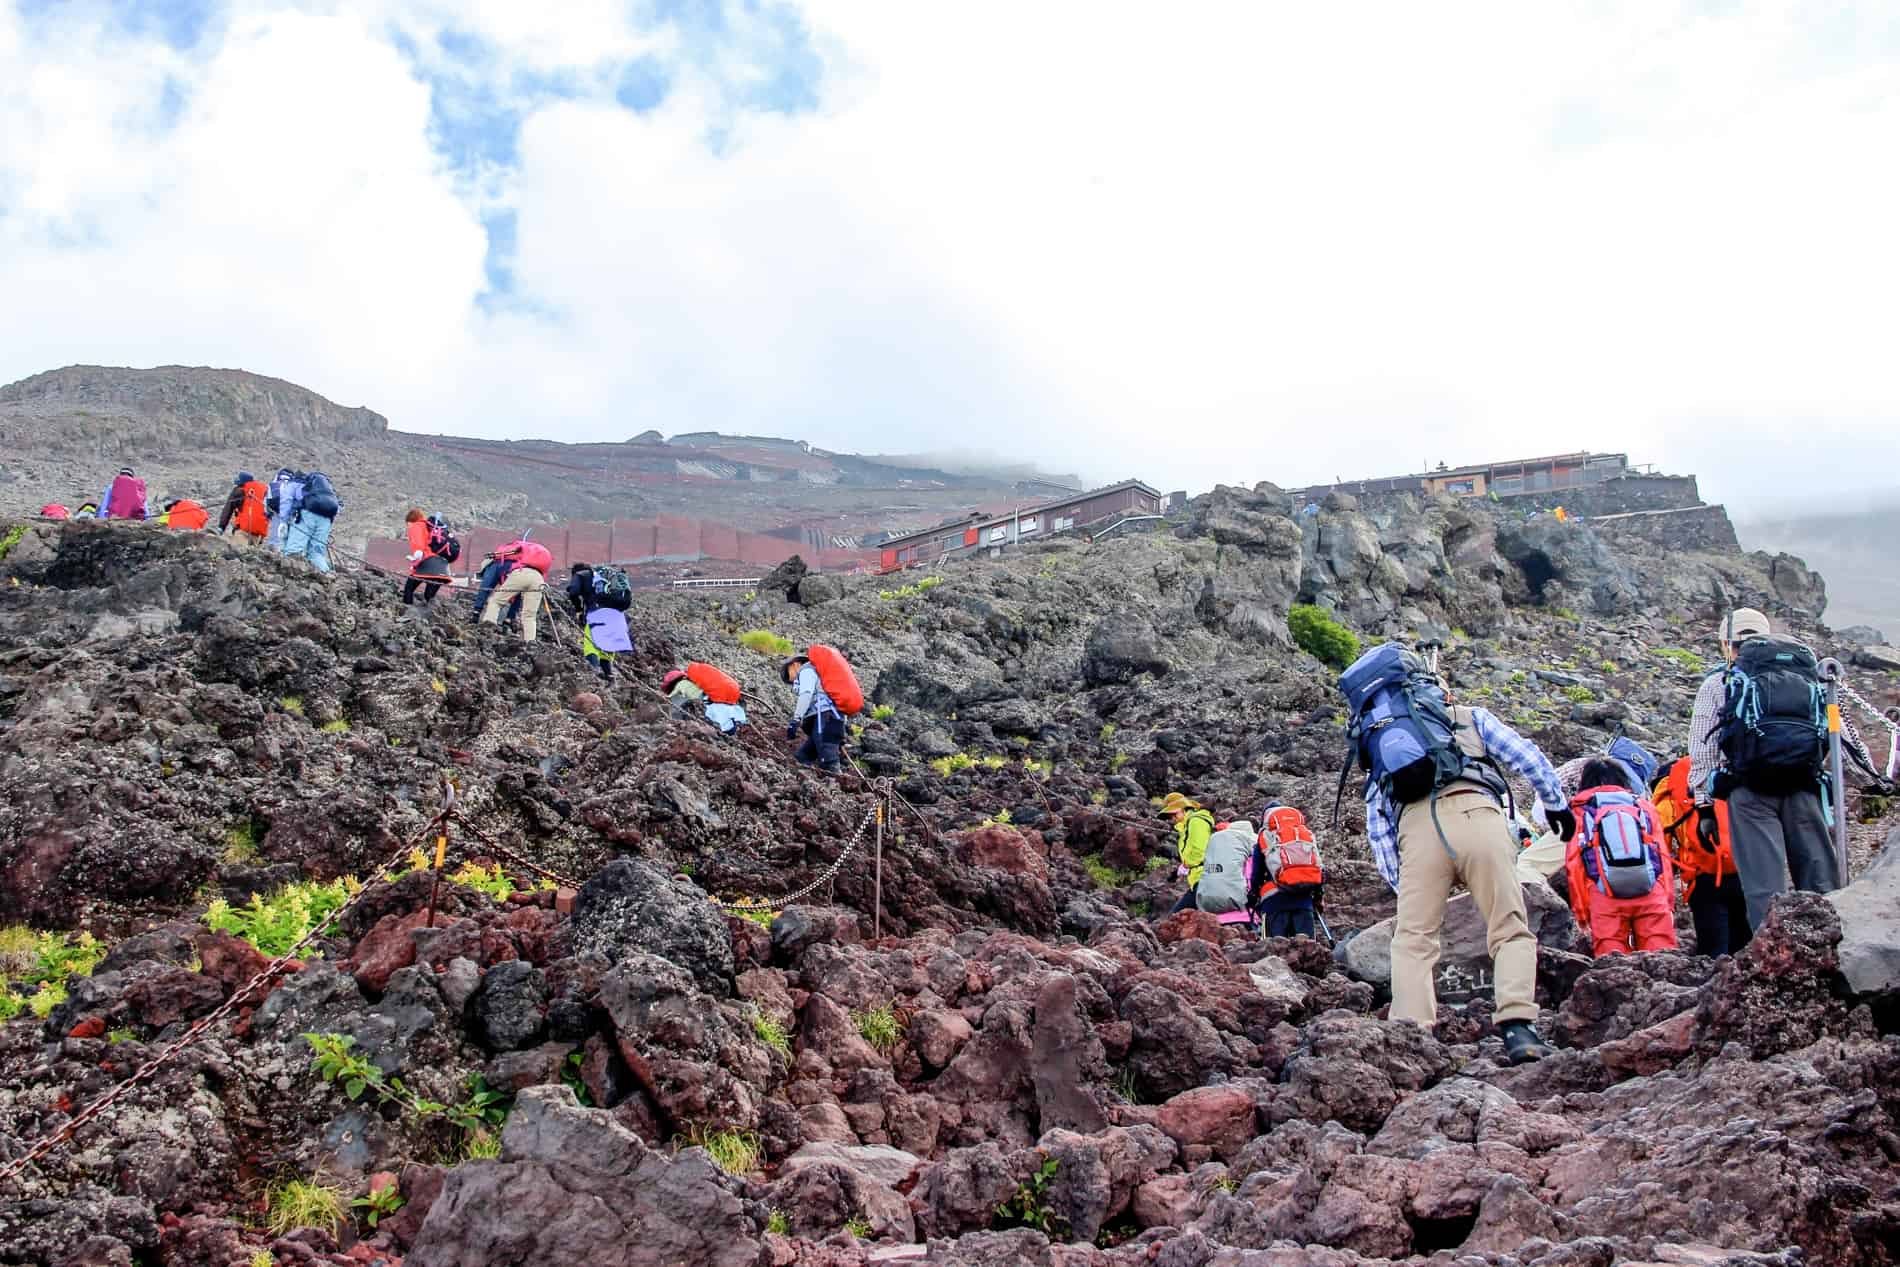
left=283, top=510, right=334, bottom=573
left=469, top=560, right=520, bottom=625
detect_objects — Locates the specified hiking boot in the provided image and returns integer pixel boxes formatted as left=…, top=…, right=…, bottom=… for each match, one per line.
left=1499, top=1021, right=1552, bottom=1065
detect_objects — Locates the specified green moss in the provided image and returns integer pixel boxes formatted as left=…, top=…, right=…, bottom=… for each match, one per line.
left=1287, top=604, right=1361, bottom=670
left=0, top=524, right=26, bottom=561
left=736, top=629, right=794, bottom=656
left=1562, top=684, right=1597, bottom=704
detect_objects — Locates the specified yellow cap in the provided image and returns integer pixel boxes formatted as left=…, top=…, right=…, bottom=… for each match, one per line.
left=1160, top=792, right=1199, bottom=816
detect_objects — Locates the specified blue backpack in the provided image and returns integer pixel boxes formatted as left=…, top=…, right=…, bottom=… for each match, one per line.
left=1575, top=787, right=1665, bottom=899
left=1333, top=643, right=1503, bottom=844
left=300, top=471, right=341, bottom=520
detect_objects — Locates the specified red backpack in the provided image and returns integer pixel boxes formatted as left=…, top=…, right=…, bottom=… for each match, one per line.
left=1262, top=806, right=1324, bottom=887
left=507, top=540, right=553, bottom=574
left=1571, top=786, right=1667, bottom=899
left=805, top=644, right=864, bottom=715
left=686, top=662, right=742, bottom=705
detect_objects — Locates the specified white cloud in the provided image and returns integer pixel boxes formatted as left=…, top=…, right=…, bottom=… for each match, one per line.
left=2, top=0, right=1897, bottom=514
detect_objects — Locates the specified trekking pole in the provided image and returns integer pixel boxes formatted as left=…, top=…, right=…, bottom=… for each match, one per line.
left=1820, top=658, right=1849, bottom=878
left=1317, top=912, right=1336, bottom=945
left=426, top=776, right=457, bottom=929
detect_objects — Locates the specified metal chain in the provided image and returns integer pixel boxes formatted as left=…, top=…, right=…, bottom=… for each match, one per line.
left=0, top=804, right=455, bottom=1187
left=1840, top=676, right=1900, bottom=738
left=709, top=800, right=881, bottom=915
left=448, top=812, right=582, bottom=890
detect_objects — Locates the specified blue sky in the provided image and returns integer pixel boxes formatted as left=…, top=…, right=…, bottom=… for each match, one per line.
left=2, top=1, right=1899, bottom=512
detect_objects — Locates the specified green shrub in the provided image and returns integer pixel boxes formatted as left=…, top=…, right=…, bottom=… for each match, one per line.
left=736, top=629, right=794, bottom=656
left=450, top=862, right=515, bottom=903
left=462, top=1129, right=502, bottom=1160
left=0, top=927, right=105, bottom=1020
left=352, top=1186, right=405, bottom=1229
left=928, top=752, right=977, bottom=777
left=279, top=696, right=304, bottom=716
left=1599, top=660, right=1619, bottom=675
left=1287, top=604, right=1360, bottom=670
left=854, top=1005, right=902, bottom=1053
left=107, top=1027, right=136, bottom=1044
left=250, top=1252, right=275, bottom=1267
left=995, top=1154, right=1066, bottom=1237
left=1099, top=722, right=1116, bottom=741
left=1562, top=684, right=1596, bottom=704
left=870, top=704, right=895, bottom=722
left=767, top=1209, right=790, bottom=1236
left=0, top=524, right=26, bottom=561
left=318, top=719, right=350, bottom=734
left=844, top=1215, right=873, bottom=1239
left=1080, top=855, right=1143, bottom=890
left=204, top=880, right=352, bottom=957
left=265, top=1177, right=345, bottom=1237
left=1551, top=606, right=1580, bottom=622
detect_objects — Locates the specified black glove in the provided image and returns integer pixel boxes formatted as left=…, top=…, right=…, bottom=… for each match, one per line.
left=1696, top=804, right=1720, bottom=852
left=1546, top=807, right=1577, bottom=843
left=786, top=722, right=799, bottom=740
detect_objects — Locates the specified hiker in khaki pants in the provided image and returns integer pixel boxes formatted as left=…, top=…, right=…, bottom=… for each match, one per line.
left=1367, top=704, right=1575, bottom=1064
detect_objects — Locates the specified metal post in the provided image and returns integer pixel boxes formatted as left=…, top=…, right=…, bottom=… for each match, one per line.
left=873, top=796, right=885, bottom=942
left=1820, top=658, right=1849, bottom=878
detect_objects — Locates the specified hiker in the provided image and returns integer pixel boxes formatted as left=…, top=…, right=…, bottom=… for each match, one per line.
left=1653, top=755, right=1749, bottom=957
left=481, top=536, right=550, bottom=641
left=282, top=471, right=340, bottom=573
left=401, top=510, right=454, bottom=608
left=1194, top=818, right=1266, bottom=931
left=1340, top=643, right=1573, bottom=1064
left=1687, top=607, right=1838, bottom=931
left=468, top=552, right=516, bottom=626
left=38, top=503, right=69, bottom=519
left=160, top=498, right=208, bottom=530
left=663, top=663, right=750, bottom=734
left=564, top=561, right=632, bottom=681
left=265, top=469, right=304, bottom=551
left=1257, top=803, right=1324, bottom=938
left=73, top=502, right=98, bottom=519
left=101, top=468, right=147, bottom=520
left=1562, top=758, right=1678, bottom=957
left=1162, top=792, right=1217, bottom=913
left=783, top=645, right=863, bottom=772
left=217, top=472, right=271, bottom=549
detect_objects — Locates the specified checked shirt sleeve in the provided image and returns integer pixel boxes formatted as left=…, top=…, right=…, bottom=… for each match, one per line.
left=1469, top=707, right=1566, bottom=811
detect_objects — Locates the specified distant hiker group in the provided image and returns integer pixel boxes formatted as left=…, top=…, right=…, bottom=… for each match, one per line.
left=40, top=465, right=345, bottom=574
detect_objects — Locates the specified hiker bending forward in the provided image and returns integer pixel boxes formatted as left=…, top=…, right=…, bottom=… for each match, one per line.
left=1367, top=705, right=1573, bottom=1049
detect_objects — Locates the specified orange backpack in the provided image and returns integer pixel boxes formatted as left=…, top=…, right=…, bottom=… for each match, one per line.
left=1261, top=806, right=1324, bottom=887
left=234, top=480, right=270, bottom=536
left=167, top=499, right=208, bottom=530
left=1655, top=757, right=1731, bottom=891
left=805, top=644, right=864, bottom=715
left=686, top=662, right=742, bottom=705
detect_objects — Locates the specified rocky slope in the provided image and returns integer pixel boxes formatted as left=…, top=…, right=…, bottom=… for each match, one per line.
left=0, top=482, right=1895, bottom=1267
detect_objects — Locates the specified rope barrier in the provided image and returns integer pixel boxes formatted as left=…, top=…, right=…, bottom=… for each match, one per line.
left=0, top=792, right=460, bottom=1188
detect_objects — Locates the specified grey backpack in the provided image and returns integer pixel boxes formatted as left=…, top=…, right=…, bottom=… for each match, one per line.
left=1196, top=821, right=1257, bottom=916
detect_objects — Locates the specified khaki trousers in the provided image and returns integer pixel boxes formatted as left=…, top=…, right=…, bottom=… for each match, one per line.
left=1390, top=790, right=1538, bottom=1027
left=482, top=566, right=544, bottom=642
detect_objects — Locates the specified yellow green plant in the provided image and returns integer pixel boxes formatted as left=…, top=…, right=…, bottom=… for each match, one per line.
left=928, top=752, right=977, bottom=777
left=869, top=704, right=895, bottom=722
left=450, top=862, right=515, bottom=903
left=318, top=719, right=351, bottom=734
left=279, top=696, right=304, bottom=716
left=751, top=1012, right=791, bottom=1056
left=687, top=1127, right=761, bottom=1176
left=462, top=1129, right=502, bottom=1161
left=1287, top=604, right=1361, bottom=670
left=203, top=879, right=352, bottom=957
left=736, top=629, right=794, bottom=656
left=222, top=820, right=260, bottom=864
left=0, top=927, right=105, bottom=1020
left=264, top=1177, right=346, bottom=1237
left=854, top=1005, right=902, bottom=1054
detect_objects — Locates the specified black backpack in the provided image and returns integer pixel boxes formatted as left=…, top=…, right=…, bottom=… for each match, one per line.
left=428, top=518, right=461, bottom=563
left=591, top=565, right=633, bottom=611
left=1712, top=638, right=1826, bottom=794
left=301, top=471, right=340, bottom=520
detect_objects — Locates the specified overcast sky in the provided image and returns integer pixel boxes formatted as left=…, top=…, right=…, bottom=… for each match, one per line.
left=3, top=1, right=1896, bottom=513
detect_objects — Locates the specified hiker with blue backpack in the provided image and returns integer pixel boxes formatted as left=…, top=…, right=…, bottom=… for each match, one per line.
left=1338, top=643, right=1574, bottom=1065
left=1687, top=607, right=1839, bottom=931
left=281, top=471, right=340, bottom=573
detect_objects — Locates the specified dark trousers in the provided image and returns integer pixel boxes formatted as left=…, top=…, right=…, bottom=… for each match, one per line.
left=796, top=712, right=845, bottom=771
left=402, top=576, right=448, bottom=604
left=1728, top=784, right=1839, bottom=930
left=1687, top=872, right=1751, bottom=957
left=1170, top=886, right=1199, bottom=914
left=1260, top=886, right=1318, bottom=938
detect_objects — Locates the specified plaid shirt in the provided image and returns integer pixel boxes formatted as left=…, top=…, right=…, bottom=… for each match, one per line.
left=1364, top=705, right=1567, bottom=891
